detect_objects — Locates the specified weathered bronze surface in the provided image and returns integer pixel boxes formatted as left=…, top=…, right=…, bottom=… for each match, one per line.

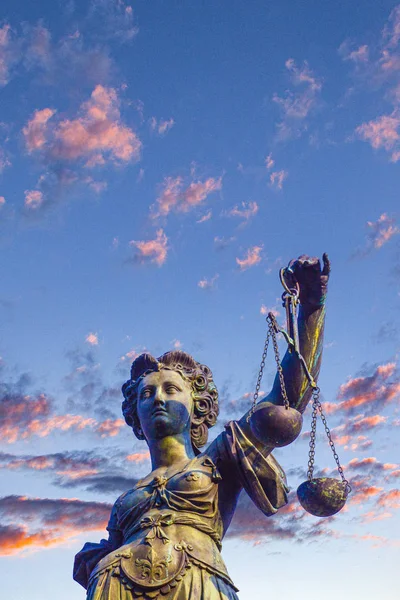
left=74, top=254, right=330, bottom=599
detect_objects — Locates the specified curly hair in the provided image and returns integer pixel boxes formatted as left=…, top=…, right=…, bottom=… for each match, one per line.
left=121, top=350, right=219, bottom=453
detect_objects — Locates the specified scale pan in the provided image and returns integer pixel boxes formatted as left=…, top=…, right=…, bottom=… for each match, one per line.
left=297, top=477, right=348, bottom=517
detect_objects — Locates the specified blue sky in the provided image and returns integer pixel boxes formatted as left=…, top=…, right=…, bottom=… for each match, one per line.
left=0, top=1, right=399, bottom=598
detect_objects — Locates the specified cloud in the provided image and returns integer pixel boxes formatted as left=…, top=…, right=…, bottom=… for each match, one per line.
left=129, top=228, right=168, bottom=266
left=376, top=489, right=400, bottom=509
left=26, top=85, right=141, bottom=164
left=0, top=369, right=125, bottom=443
left=0, top=449, right=107, bottom=480
left=269, top=169, right=288, bottom=190
left=352, top=213, right=400, bottom=257
left=224, top=201, right=258, bottom=222
left=198, top=274, right=219, bottom=290
left=85, top=332, right=99, bottom=346
left=0, top=196, right=5, bottom=207
left=197, top=210, right=212, bottom=223
left=339, top=42, right=369, bottom=64
left=236, top=245, right=263, bottom=270
left=0, top=24, right=19, bottom=87
left=23, top=108, right=56, bottom=152
left=87, top=0, right=138, bottom=44
left=367, top=213, right=399, bottom=248
left=0, top=495, right=111, bottom=555
left=326, top=362, right=400, bottom=415
left=151, top=175, right=222, bottom=218
left=355, top=112, right=400, bottom=161
left=150, top=117, right=175, bottom=135
left=24, top=189, right=44, bottom=209
left=22, top=86, right=141, bottom=208
left=273, top=59, right=322, bottom=139
left=260, top=304, right=280, bottom=317
left=265, top=153, right=274, bottom=170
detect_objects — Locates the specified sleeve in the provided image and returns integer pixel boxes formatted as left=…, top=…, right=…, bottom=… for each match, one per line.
left=212, top=420, right=289, bottom=516
left=73, top=501, right=123, bottom=589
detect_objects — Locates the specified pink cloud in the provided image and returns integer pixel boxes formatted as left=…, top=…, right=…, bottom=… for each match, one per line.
left=23, top=108, right=56, bottom=153
left=24, top=190, right=44, bottom=209
left=225, top=201, right=258, bottom=221
left=198, top=274, right=219, bottom=290
left=150, top=117, right=175, bottom=135
left=329, top=362, right=400, bottom=414
left=126, top=451, right=150, bottom=463
left=152, top=175, right=222, bottom=218
left=383, top=5, right=400, bottom=49
left=367, top=213, right=399, bottom=248
left=197, top=210, right=212, bottom=223
left=94, top=418, right=125, bottom=438
left=260, top=304, right=280, bottom=317
left=270, top=169, right=288, bottom=190
left=236, top=245, right=263, bottom=270
left=355, top=111, right=400, bottom=160
left=340, top=43, right=369, bottom=64
left=129, top=228, right=168, bottom=266
left=85, top=332, right=98, bottom=346
left=23, top=85, right=141, bottom=166
left=265, top=153, right=274, bottom=170
left=273, top=59, right=322, bottom=139
left=0, top=196, right=5, bottom=207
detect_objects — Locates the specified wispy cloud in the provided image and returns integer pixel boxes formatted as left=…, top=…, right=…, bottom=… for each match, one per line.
left=198, top=274, right=219, bottom=290
left=0, top=495, right=111, bottom=555
left=326, top=362, right=400, bottom=415
left=150, top=117, right=175, bottom=135
left=197, top=210, right=212, bottom=223
left=85, top=332, right=99, bottom=346
left=151, top=175, right=222, bottom=219
left=353, top=213, right=399, bottom=256
left=273, top=59, right=322, bottom=140
left=129, top=228, right=168, bottom=266
left=236, top=245, right=263, bottom=270
left=269, top=169, right=288, bottom=190
left=224, top=201, right=258, bottom=223
left=24, top=190, right=44, bottom=210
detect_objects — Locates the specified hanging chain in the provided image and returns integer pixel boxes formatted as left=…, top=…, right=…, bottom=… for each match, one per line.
left=247, top=323, right=271, bottom=422
left=306, top=386, right=320, bottom=481
left=247, top=314, right=289, bottom=423
left=306, top=384, right=351, bottom=494
left=269, top=317, right=290, bottom=409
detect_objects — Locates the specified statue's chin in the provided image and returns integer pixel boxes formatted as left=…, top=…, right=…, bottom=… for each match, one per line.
left=249, top=402, right=303, bottom=447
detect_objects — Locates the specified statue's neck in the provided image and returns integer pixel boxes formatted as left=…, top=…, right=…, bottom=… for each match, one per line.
left=148, top=433, right=196, bottom=470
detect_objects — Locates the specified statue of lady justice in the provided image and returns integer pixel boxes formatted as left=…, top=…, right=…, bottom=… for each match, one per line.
left=74, top=254, right=331, bottom=599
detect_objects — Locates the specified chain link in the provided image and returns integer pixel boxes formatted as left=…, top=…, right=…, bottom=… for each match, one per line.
left=247, top=324, right=271, bottom=422
left=247, top=314, right=289, bottom=423
left=306, top=385, right=351, bottom=494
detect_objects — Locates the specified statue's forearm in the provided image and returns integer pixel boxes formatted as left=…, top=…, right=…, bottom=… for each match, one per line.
left=266, top=303, right=326, bottom=414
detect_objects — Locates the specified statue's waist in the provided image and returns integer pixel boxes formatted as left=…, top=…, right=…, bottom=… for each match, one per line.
left=90, top=513, right=235, bottom=591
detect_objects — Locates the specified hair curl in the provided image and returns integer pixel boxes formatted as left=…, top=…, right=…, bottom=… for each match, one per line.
left=121, top=350, right=219, bottom=454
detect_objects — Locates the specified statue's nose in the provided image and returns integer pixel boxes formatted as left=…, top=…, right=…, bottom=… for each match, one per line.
left=154, top=387, right=166, bottom=405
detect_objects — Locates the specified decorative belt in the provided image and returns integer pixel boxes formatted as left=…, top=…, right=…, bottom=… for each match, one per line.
left=125, top=511, right=222, bottom=550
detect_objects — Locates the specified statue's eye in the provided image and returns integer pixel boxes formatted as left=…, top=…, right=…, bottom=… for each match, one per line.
left=142, top=388, right=152, bottom=399
left=166, top=385, right=179, bottom=394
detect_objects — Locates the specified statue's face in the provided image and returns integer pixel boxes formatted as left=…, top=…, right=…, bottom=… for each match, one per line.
left=136, top=369, right=193, bottom=441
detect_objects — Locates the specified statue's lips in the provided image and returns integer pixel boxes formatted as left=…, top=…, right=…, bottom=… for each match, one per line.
left=152, top=407, right=168, bottom=417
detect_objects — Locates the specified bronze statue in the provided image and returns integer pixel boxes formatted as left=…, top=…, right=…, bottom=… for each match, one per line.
left=74, top=254, right=331, bottom=599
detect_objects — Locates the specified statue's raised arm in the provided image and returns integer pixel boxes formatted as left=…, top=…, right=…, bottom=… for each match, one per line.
left=239, top=254, right=330, bottom=445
